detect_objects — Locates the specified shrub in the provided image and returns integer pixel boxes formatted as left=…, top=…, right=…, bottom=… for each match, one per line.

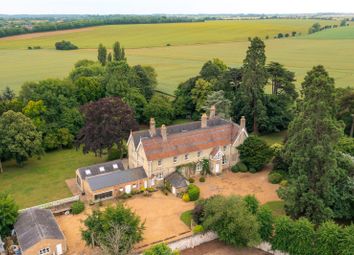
left=55, top=40, right=78, bottom=50
left=192, top=203, right=205, bottom=224
left=256, top=205, right=274, bottom=241
left=339, top=224, right=354, bottom=255
left=231, top=164, right=239, bottom=173
left=249, top=167, right=257, bottom=173
left=188, top=177, right=195, bottom=183
left=107, top=148, right=120, bottom=160
left=268, top=172, right=283, bottom=184
left=315, top=221, right=342, bottom=255
left=182, top=193, right=190, bottom=202
left=237, top=136, right=273, bottom=171
left=147, top=187, right=156, bottom=192
left=243, top=195, right=259, bottom=215
left=199, top=176, right=205, bottom=182
left=187, top=184, right=200, bottom=201
left=71, top=201, right=85, bottom=214
left=193, top=225, right=204, bottom=234
left=280, top=180, right=288, bottom=187
left=236, top=162, right=248, bottom=172
left=144, top=243, right=179, bottom=255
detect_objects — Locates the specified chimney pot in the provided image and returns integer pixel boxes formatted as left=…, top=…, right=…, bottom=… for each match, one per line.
left=210, top=105, right=216, bottom=119
left=161, top=124, right=167, bottom=141
left=150, top=118, right=156, bottom=137
left=201, top=113, right=208, bottom=128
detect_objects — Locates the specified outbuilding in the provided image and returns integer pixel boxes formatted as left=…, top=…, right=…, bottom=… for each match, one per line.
left=14, top=208, right=66, bottom=255
left=165, top=172, right=189, bottom=196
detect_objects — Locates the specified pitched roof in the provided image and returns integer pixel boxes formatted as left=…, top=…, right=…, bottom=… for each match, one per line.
left=14, top=208, right=64, bottom=252
left=87, top=167, right=147, bottom=191
left=77, top=159, right=125, bottom=180
left=165, top=172, right=188, bottom=189
left=134, top=118, right=240, bottom=161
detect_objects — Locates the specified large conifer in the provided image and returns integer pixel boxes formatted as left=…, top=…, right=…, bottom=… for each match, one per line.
left=280, top=65, right=343, bottom=224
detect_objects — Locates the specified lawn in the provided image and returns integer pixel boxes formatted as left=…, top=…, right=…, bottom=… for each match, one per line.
left=0, top=19, right=335, bottom=50
left=0, top=149, right=107, bottom=208
left=260, top=130, right=287, bottom=145
left=264, top=200, right=286, bottom=217
left=180, top=210, right=193, bottom=227
left=1, top=37, right=354, bottom=94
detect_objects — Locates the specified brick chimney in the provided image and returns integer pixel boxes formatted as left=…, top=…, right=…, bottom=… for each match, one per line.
left=161, top=124, right=167, bottom=141
left=210, top=105, right=216, bottom=119
left=150, top=118, right=156, bottom=137
left=240, top=116, right=246, bottom=130
left=201, top=113, right=208, bottom=128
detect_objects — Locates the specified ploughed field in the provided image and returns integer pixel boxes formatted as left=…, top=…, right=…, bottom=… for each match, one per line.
left=1, top=19, right=353, bottom=94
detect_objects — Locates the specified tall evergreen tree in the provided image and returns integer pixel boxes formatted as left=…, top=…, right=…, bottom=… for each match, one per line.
left=280, top=65, right=343, bottom=224
left=97, top=44, right=107, bottom=66
left=113, top=41, right=126, bottom=61
left=238, top=37, right=268, bottom=133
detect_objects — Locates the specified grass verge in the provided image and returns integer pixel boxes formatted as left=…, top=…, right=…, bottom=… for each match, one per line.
left=264, top=200, right=286, bottom=217
left=180, top=210, right=193, bottom=228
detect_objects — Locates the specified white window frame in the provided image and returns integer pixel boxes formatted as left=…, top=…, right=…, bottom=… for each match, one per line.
left=156, top=172, right=164, bottom=180
left=158, top=160, right=162, bottom=166
left=173, top=156, right=178, bottom=164
left=196, top=162, right=202, bottom=172
left=222, top=156, right=228, bottom=165
left=185, top=154, right=189, bottom=160
left=197, top=151, right=201, bottom=157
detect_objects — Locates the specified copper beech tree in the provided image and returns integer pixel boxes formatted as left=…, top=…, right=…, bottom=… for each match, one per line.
left=76, top=96, right=138, bottom=156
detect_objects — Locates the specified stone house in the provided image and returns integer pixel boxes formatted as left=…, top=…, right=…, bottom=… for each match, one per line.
left=76, top=106, right=248, bottom=201
left=128, top=106, right=248, bottom=187
left=14, top=208, right=66, bottom=255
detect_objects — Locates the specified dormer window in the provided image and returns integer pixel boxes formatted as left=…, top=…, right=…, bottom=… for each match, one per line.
left=99, top=166, right=105, bottom=172
left=85, top=169, right=91, bottom=175
left=113, top=164, right=118, bottom=169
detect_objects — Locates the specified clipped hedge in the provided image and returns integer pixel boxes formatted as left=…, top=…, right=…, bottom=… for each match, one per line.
left=199, top=176, right=205, bottom=182
left=187, top=184, right=200, bottom=201
left=193, top=225, right=204, bottom=234
left=268, top=172, right=283, bottom=184
left=71, top=201, right=85, bottom=214
left=231, top=162, right=248, bottom=173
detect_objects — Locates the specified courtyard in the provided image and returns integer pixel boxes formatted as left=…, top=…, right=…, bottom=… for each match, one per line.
left=57, top=168, right=280, bottom=254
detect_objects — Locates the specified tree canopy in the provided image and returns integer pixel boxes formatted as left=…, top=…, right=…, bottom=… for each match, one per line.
left=0, top=192, right=19, bottom=236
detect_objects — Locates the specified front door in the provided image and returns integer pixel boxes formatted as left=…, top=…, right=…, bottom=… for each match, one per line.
left=56, top=244, right=63, bottom=255
left=215, top=163, right=220, bottom=174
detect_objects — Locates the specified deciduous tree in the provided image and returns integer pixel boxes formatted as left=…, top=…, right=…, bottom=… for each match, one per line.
left=76, top=97, right=138, bottom=156
left=0, top=193, right=18, bottom=236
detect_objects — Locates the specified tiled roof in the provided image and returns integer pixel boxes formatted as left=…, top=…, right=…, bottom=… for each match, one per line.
left=165, top=172, right=188, bottom=189
left=138, top=119, right=240, bottom=161
left=77, top=160, right=125, bottom=180
left=14, top=208, right=64, bottom=252
left=87, top=167, right=147, bottom=191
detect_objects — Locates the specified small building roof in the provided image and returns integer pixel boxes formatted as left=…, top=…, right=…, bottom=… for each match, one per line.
left=14, top=208, right=64, bottom=253
left=87, top=167, right=147, bottom=191
left=165, top=172, right=188, bottom=189
left=77, top=159, right=125, bottom=180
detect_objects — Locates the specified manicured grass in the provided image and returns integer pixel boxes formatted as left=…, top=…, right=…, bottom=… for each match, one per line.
left=180, top=210, right=193, bottom=227
left=259, top=130, right=287, bottom=145
left=0, top=19, right=334, bottom=50
left=1, top=37, right=354, bottom=94
left=0, top=149, right=107, bottom=208
left=264, top=200, right=286, bottom=217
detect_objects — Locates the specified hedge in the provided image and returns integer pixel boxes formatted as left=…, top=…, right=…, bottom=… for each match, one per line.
left=187, top=184, right=200, bottom=201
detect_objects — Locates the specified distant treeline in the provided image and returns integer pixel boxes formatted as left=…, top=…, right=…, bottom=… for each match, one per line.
left=0, top=15, right=206, bottom=38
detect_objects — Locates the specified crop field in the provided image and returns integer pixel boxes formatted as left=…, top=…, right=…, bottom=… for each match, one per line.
left=0, top=19, right=335, bottom=49
left=0, top=19, right=353, bottom=94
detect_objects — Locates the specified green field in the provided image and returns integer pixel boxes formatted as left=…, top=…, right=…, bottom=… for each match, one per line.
left=0, top=19, right=353, bottom=94
left=0, top=149, right=106, bottom=208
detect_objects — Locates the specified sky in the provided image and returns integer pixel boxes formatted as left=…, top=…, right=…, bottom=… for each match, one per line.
left=1, top=0, right=354, bottom=15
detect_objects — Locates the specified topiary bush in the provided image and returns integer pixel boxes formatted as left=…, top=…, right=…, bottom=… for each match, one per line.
left=182, top=193, right=190, bottom=202
left=188, top=177, right=195, bottom=183
left=187, top=184, right=200, bottom=201
left=268, top=172, right=283, bottom=184
left=193, top=225, right=204, bottom=234
left=199, top=176, right=205, bottom=182
left=71, top=201, right=85, bottom=214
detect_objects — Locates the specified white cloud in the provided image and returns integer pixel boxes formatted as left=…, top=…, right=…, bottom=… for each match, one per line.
left=1, top=0, right=354, bottom=14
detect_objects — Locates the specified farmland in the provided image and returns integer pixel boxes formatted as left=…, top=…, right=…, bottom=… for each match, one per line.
left=0, top=19, right=353, bottom=94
